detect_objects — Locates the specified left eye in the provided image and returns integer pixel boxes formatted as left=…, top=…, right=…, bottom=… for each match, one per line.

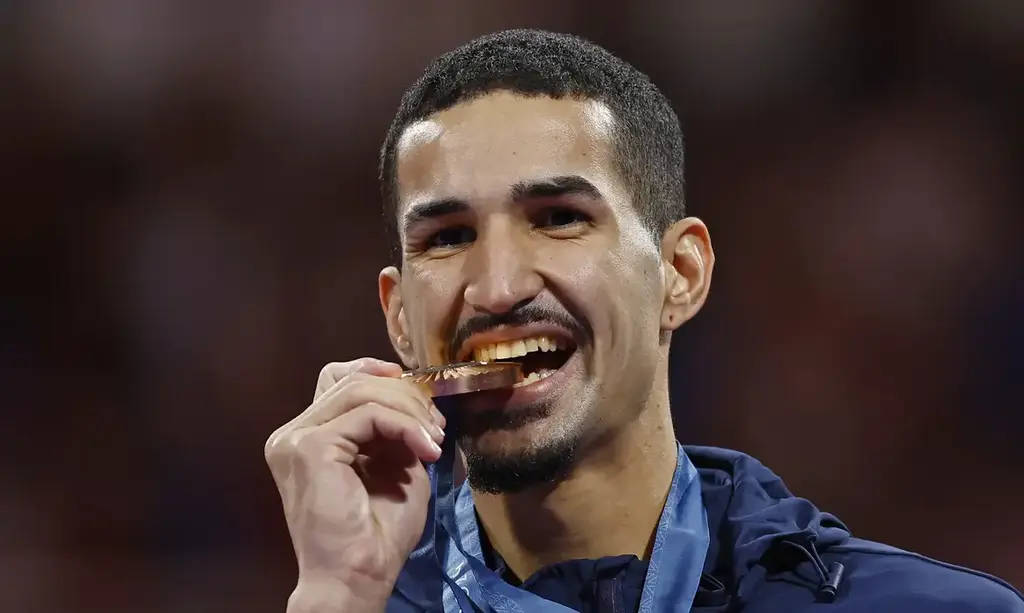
left=427, top=226, right=476, bottom=249
left=535, top=207, right=590, bottom=228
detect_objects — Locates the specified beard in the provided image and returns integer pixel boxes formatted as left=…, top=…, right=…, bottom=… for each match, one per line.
left=457, top=400, right=583, bottom=494
left=461, top=434, right=581, bottom=494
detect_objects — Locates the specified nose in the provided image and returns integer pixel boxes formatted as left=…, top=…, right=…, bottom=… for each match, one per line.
left=463, top=218, right=543, bottom=315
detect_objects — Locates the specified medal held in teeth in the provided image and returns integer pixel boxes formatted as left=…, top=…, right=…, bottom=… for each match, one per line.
left=403, top=334, right=572, bottom=398
left=469, top=335, right=569, bottom=387
left=401, top=361, right=523, bottom=398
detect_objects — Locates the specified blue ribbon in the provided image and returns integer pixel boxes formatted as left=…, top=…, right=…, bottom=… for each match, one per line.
left=394, top=411, right=709, bottom=613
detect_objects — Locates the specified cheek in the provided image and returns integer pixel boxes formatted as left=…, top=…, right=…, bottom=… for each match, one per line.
left=409, top=262, right=459, bottom=297
left=600, top=248, right=663, bottom=326
left=611, top=263, right=665, bottom=373
left=404, top=267, right=460, bottom=361
left=558, top=247, right=663, bottom=363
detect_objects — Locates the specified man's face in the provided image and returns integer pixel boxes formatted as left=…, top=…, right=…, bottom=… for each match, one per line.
left=380, top=92, right=705, bottom=493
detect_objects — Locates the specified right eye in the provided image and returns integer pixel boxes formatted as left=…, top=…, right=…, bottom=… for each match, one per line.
left=427, top=226, right=476, bottom=249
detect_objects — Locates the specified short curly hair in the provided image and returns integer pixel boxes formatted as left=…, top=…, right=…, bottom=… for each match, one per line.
left=379, top=29, right=685, bottom=261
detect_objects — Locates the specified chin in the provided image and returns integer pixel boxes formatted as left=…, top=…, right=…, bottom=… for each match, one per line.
left=459, top=417, right=585, bottom=495
left=442, top=343, right=594, bottom=493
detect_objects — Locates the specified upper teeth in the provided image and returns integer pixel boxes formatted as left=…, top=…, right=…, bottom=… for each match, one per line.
left=472, top=336, right=566, bottom=362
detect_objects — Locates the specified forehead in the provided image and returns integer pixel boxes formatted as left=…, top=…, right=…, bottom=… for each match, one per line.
left=394, top=92, right=623, bottom=215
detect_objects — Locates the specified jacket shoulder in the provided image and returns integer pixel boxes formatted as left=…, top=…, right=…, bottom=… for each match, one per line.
left=830, top=538, right=1024, bottom=612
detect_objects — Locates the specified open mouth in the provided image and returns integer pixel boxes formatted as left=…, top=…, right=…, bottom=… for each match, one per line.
left=471, top=336, right=576, bottom=387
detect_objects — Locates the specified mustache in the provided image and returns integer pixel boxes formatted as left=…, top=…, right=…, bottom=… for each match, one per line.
left=448, top=304, right=590, bottom=362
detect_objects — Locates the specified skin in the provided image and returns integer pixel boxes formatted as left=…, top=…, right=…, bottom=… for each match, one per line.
left=377, top=91, right=714, bottom=582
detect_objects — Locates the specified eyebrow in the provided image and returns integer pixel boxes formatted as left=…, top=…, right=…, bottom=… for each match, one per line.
left=401, top=175, right=604, bottom=237
left=509, top=175, right=604, bottom=203
left=402, top=198, right=469, bottom=237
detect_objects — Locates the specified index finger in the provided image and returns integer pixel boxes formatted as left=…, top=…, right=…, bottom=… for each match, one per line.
left=313, top=358, right=403, bottom=402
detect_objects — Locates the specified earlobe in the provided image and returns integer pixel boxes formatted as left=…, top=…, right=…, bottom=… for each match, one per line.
left=660, top=219, right=714, bottom=332
left=378, top=267, right=419, bottom=368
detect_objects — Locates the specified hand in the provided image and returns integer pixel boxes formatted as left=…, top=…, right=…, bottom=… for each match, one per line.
left=265, top=358, right=446, bottom=611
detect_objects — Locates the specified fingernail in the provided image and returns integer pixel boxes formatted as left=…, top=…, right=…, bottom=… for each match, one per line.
left=430, top=405, right=446, bottom=427
left=423, top=427, right=442, bottom=454
left=430, top=422, right=445, bottom=443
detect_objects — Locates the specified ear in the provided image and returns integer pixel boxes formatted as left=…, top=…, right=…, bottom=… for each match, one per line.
left=660, top=217, right=714, bottom=333
left=378, top=266, right=419, bottom=369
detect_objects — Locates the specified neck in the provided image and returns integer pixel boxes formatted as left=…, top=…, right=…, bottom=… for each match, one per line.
left=471, top=376, right=678, bottom=582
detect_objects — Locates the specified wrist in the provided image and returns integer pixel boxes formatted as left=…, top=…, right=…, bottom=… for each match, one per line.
left=288, top=576, right=389, bottom=613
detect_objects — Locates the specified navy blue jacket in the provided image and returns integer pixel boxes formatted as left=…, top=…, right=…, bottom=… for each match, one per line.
left=389, top=446, right=1023, bottom=612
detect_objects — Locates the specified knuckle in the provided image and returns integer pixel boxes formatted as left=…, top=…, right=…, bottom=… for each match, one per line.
left=313, top=362, right=347, bottom=401
left=317, top=361, right=349, bottom=386
left=341, top=371, right=373, bottom=385
left=263, top=428, right=289, bottom=464
left=264, top=427, right=310, bottom=464
left=336, top=373, right=374, bottom=398
left=314, top=365, right=377, bottom=404
left=286, top=429, right=317, bottom=457
left=317, top=362, right=339, bottom=380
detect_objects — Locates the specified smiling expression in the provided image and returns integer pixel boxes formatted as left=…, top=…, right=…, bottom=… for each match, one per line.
left=379, top=91, right=709, bottom=491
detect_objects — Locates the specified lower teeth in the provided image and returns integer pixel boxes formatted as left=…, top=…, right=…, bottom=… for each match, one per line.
left=514, top=368, right=557, bottom=387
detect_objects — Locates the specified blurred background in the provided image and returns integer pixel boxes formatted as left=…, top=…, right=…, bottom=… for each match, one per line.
left=2, top=1, right=1022, bottom=611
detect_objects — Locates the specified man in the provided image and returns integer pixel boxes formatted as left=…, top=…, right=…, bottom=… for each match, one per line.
left=265, top=30, right=1022, bottom=612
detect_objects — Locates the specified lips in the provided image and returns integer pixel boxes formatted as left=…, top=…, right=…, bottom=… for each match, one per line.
left=455, top=328, right=579, bottom=393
